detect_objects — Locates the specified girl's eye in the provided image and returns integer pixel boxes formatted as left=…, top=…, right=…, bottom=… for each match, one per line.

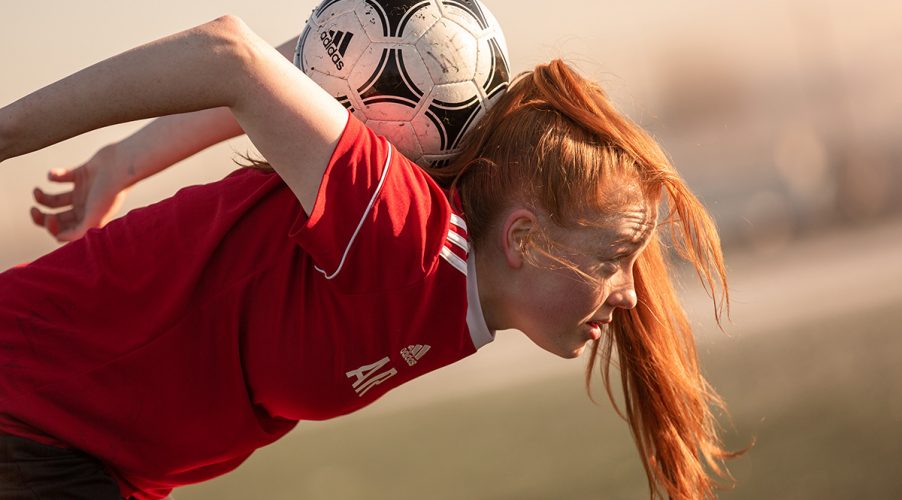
left=596, top=261, right=618, bottom=276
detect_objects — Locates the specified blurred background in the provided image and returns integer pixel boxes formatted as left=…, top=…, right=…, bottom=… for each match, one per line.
left=2, top=0, right=901, bottom=498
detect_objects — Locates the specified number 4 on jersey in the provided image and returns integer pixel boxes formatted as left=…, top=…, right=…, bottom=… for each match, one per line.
left=346, top=357, right=398, bottom=397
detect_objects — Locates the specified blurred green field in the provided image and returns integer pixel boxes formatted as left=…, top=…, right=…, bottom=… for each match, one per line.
left=177, top=300, right=902, bottom=499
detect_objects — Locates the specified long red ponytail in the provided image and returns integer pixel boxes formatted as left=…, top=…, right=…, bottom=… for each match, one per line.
left=428, top=59, right=738, bottom=499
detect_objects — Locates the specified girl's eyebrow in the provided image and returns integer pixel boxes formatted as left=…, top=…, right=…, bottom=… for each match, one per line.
left=607, top=245, right=641, bottom=261
left=595, top=241, right=637, bottom=260
left=605, top=223, right=656, bottom=259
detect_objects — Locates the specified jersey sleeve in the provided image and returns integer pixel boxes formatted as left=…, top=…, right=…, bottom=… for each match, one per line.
left=288, top=113, right=451, bottom=293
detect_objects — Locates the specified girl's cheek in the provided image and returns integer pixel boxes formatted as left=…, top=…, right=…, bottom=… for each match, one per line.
left=586, top=279, right=610, bottom=310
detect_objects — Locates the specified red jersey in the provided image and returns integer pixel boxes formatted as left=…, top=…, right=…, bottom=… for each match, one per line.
left=0, top=114, right=494, bottom=499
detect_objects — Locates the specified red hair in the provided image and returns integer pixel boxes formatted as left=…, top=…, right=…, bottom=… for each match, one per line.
left=427, top=60, right=737, bottom=499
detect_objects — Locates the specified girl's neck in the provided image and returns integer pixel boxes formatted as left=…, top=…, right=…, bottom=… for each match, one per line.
left=473, top=244, right=508, bottom=333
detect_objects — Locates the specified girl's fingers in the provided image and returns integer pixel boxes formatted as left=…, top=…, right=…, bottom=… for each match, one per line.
left=33, top=187, right=74, bottom=209
left=30, top=207, right=59, bottom=235
left=29, top=206, right=45, bottom=228
left=48, top=168, right=76, bottom=182
left=30, top=207, right=78, bottom=237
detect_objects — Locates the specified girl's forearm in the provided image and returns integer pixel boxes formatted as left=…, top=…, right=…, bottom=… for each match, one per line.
left=113, top=107, right=243, bottom=187
left=0, top=16, right=249, bottom=164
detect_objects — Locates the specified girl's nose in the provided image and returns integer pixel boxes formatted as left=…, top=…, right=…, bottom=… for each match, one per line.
left=607, top=286, right=638, bottom=310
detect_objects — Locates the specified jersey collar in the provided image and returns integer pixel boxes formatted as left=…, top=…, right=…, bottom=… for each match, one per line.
left=466, top=250, right=495, bottom=350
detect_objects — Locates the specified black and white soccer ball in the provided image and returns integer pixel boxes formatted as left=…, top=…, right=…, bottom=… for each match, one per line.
left=295, top=0, right=511, bottom=167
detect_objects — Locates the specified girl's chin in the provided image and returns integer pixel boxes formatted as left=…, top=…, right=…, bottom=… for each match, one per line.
left=560, top=343, right=587, bottom=359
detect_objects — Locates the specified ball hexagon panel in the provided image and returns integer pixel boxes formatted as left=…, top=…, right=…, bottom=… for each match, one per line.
left=416, top=17, right=478, bottom=84
left=414, top=81, right=483, bottom=154
left=396, top=2, right=444, bottom=44
left=367, top=119, right=424, bottom=163
left=305, top=67, right=359, bottom=113
left=302, top=11, right=369, bottom=79
left=357, top=0, right=443, bottom=43
left=349, top=44, right=431, bottom=122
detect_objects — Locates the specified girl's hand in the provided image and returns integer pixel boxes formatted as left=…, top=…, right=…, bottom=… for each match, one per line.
left=30, top=145, right=130, bottom=242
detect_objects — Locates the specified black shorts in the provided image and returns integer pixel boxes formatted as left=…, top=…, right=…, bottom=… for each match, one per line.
left=0, top=435, right=124, bottom=500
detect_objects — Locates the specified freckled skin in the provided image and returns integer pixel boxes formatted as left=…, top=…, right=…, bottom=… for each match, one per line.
left=508, top=203, right=657, bottom=358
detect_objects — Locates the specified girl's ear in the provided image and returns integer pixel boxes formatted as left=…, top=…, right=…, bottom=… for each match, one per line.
left=500, top=208, right=538, bottom=269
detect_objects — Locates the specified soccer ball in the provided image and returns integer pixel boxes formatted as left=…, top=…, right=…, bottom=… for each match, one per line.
left=294, top=0, right=511, bottom=167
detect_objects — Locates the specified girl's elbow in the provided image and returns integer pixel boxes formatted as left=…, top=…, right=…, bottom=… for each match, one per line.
left=197, top=15, right=260, bottom=69
left=206, top=14, right=252, bottom=42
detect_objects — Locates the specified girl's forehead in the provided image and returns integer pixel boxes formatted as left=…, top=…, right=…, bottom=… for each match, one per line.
left=612, top=204, right=657, bottom=243
left=573, top=202, right=658, bottom=252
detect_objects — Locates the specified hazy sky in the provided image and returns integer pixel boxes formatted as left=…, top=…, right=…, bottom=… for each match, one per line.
left=1, top=0, right=897, bottom=268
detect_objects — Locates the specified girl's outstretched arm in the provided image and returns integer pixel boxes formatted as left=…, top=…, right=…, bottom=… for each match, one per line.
left=77, top=35, right=303, bottom=189
left=28, top=36, right=301, bottom=241
left=0, top=16, right=347, bottom=212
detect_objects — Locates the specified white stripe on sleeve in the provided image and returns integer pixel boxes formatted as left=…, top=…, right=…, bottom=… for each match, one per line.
left=315, top=144, right=393, bottom=280
left=440, top=246, right=468, bottom=276
left=450, top=213, right=467, bottom=231
left=446, top=229, right=469, bottom=253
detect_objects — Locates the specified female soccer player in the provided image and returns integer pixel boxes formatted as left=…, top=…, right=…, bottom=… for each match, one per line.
left=0, top=15, right=734, bottom=500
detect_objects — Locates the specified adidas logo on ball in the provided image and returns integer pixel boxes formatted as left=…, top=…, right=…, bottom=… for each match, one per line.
left=319, top=29, right=354, bottom=70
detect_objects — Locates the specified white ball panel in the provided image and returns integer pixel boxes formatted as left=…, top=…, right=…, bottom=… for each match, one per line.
left=397, top=2, right=443, bottom=44
left=303, top=11, right=370, bottom=79
left=355, top=1, right=391, bottom=43
left=359, top=100, right=419, bottom=122
left=305, top=67, right=356, bottom=104
left=438, top=1, right=482, bottom=36
left=472, top=37, right=492, bottom=98
left=416, top=18, right=478, bottom=84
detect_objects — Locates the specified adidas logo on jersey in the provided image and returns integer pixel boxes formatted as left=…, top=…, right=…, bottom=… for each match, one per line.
left=400, top=344, right=431, bottom=366
left=320, top=29, right=354, bottom=71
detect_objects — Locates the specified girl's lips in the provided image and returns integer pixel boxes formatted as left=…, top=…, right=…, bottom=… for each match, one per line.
left=586, top=321, right=603, bottom=341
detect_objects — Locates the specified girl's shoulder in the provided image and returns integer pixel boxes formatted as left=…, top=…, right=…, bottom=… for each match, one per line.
left=288, top=115, right=459, bottom=293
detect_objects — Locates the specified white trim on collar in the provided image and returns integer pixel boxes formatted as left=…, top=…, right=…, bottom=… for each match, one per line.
left=466, top=249, right=495, bottom=350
